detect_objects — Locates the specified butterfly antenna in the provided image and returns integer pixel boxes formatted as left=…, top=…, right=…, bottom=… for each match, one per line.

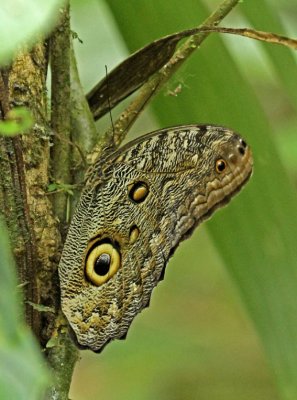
left=105, top=65, right=115, bottom=147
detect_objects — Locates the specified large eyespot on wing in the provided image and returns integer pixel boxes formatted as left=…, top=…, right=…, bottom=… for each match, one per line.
left=85, top=241, right=121, bottom=286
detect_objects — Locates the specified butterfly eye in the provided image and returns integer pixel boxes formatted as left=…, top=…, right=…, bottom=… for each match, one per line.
left=128, top=181, right=149, bottom=203
left=85, top=242, right=120, bottom=286
left=215, top=159, right=227, bottom=173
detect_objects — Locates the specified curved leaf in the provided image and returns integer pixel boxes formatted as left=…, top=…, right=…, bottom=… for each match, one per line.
left=104, top=1, right=297, bottom=399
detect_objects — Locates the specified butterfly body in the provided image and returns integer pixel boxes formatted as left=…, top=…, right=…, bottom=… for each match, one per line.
left=59, top=125, right=252, bottom=352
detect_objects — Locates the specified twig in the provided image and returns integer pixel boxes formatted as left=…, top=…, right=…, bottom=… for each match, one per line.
left=193, top=26, right=297, bottom=49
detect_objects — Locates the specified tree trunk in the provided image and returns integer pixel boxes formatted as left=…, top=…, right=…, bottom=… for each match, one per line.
left=0, top=9, right=79, bottom=399
left=0, top=43, right=61, bottom=344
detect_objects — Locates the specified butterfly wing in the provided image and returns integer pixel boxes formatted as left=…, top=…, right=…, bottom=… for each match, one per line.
left=59, top=125, right=252, bottom=351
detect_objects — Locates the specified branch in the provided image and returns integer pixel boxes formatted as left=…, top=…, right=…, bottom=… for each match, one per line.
left=46, top=5, right=80, bottom=399
left=50, top=5, right=72, bottom=235
left=45, top=318, right=79, bottom=400
left=88, top=0, right=241, bottom=164
left=203, top=26, right=297, bottom=49
left=70, top=42, right=97, bottom=202
left=87, top=25, right=297, bottom=123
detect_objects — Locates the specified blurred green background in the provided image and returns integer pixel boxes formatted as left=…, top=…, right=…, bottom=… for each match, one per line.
left=69, top=1, right=297, bottom=399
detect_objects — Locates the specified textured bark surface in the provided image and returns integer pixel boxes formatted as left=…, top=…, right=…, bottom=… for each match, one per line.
left=0, top=44, right=61, bottom=344
left=50, top=6, right=71, bottom=238
left=0, top=33, right=79, bottom=400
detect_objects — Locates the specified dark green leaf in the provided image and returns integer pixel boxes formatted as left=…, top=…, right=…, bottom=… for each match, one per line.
left=105, top=1, right=297, bottom=399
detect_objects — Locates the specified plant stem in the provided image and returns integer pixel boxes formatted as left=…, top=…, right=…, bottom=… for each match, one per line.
left=50, top=4, right=72, bottom=237
left=70, top=43, right=97, bottom=207
left=45, top=315, right=79, bottom=400
left=46, top=4, right=80, bottom=398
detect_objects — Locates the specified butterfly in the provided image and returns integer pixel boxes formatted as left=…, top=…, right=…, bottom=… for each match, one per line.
left=58, top=124, right=252, bottom=352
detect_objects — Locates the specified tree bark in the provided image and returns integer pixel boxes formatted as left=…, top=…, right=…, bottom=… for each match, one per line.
left=0, top=43, right=62, bottom=344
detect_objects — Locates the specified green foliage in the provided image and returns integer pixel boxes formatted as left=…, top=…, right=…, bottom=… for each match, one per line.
left=0, top=220, right=50, bottom=399
left=0, top=0, right=64, bottom=64
left=0, top=107, right=33, bottom=136
left=47, top=182, right=75, bottom=196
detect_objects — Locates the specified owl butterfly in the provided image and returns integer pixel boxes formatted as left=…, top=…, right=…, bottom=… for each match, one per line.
left=59, top=124, right=253, bottom=352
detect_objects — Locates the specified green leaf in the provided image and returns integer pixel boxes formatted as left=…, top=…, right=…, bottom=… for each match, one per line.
left=47, top=182, right=75, bottom=195
left=104, top=1, right=297, bottom=399
left=0, top=219, right=50, bottom=399
left=0, top=107, right=33, bottom=136
left=0, top=0, right=64, bottom=65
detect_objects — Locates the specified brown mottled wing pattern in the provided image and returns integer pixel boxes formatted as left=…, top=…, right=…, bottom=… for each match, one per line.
left=58, top=125, right=253, bottom=352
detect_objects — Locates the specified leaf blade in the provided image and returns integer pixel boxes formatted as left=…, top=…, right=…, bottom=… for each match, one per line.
left=105, top=1, right=297, bottom=399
